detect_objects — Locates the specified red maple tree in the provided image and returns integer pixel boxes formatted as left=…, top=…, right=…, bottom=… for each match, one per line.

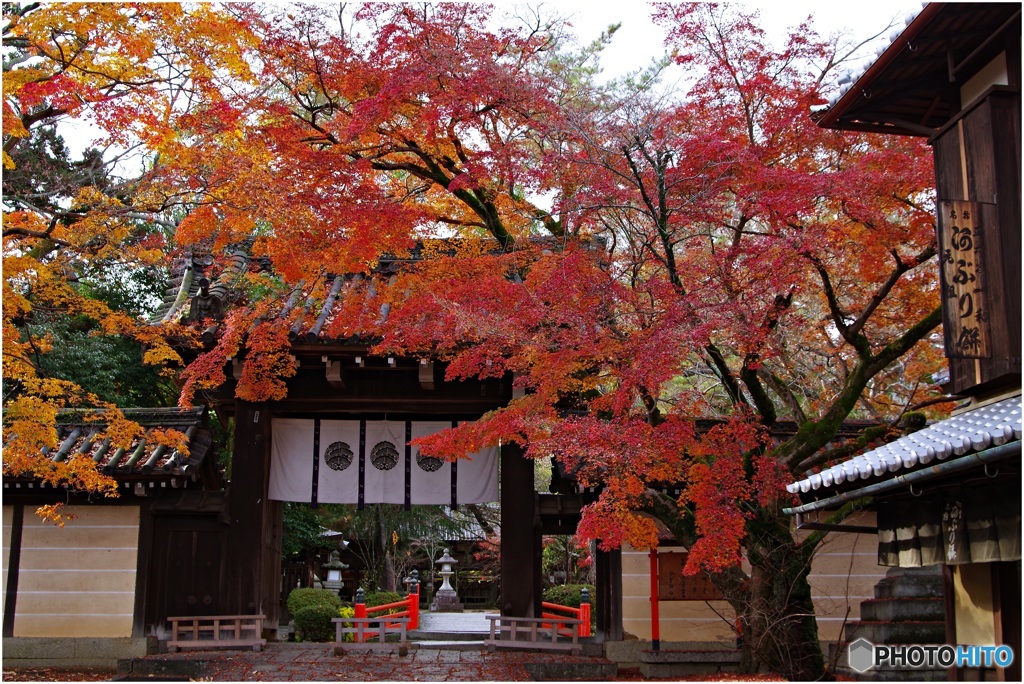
left=3, top=4, right=949, bottom=678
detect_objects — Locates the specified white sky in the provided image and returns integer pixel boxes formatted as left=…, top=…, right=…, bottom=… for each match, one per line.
left=546, top=0, right=925, bottom=80
left=55, top=1, right=925, bottom=157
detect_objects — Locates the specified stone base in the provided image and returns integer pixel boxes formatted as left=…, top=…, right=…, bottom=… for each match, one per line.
left=638, top=648, right=742, bottom=678
left=117, top=657, right=206, bottom=680
left=604, top=640, right=735, bottom=669
left=3, top=637, right=157, bottom=668
left=429, top=589, right=464, bottom=612
left=523, top=662, right=619, bottom=680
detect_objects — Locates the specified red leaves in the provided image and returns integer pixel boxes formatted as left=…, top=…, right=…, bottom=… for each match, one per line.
left=577, top=497, right=659, bottom=552
left=235, top=319, right=297, bottom=402
left=2, top=1, right=943, bottom=566
left=678, top=417, right=769, bottom=573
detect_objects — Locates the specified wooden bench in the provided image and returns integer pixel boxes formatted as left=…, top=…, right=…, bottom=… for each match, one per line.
left=332, top=616, right=412, bottom=654
left=166, top=614, right=267, bottom=652
left=485, top=615, right=583, bottom=654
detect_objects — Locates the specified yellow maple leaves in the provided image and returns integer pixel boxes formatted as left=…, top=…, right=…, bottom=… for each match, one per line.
left=2, top=3, right=268, bottom=518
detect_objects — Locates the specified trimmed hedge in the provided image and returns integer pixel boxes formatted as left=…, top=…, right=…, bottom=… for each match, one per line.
left=363, top=591, right=403, bottom=615
left=293, top=603, right=338, bottom=642
left=542, top=584, right=596, bottom=609
left=287, top=587, right=342, bottom=617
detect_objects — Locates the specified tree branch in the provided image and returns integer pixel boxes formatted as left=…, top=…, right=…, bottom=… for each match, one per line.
left=848, top=245, right=937, bottom=338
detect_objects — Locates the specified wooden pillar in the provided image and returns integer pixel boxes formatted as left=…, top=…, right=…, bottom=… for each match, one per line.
left=595, top=546, right=623, bottom=641
left=263, top=499, right=284, bottom=631
left=500, top=441, right=540, bottom=617
left=943, top=565, right=957, bottom=682
left=225, top=401, right=279, bottom=629
left=132, top=502, right=155, bottom=638
left=649, top=548, right=660, bottom=650
left=3, top=504, right=24, bottom=637
left=994, top=561, right=1021, bottom=683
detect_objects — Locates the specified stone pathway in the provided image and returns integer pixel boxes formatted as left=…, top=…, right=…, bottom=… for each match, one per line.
left=123, top=642, right=619, bottom=681
left=417, top=610, right=491, bottom=633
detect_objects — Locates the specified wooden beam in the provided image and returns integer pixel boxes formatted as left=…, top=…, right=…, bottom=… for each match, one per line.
left=500, top=442, right=540, bottom=617
left=132, top=502, right=156, bottom=638
left=324, top=359, right=345, bottom=389
left=224, top=402, right=274, bottom=620
left=3, top=505, right=24, bottom=637
left=418, top=360, right=435, bottom=390
left=596, top=547, right=623, bottom=642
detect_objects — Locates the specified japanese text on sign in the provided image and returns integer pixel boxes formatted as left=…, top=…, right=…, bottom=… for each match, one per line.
left=938, top=201, right=989, bottom=358
left=658, top=552, right=725, bottom=601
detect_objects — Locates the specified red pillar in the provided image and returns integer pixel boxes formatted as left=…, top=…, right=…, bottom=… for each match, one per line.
left=354, top=589, right=367, bottom=643
left=649, top=548, right=660, bottom=651
left=579, top=598, right=591, bottom=638
left=409, top=583, right=419, bottom=630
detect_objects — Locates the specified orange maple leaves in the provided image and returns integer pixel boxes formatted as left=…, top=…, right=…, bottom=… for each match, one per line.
left=2, top=2, right=260, bottom=509
left=4, top=2, right=946, bottom=565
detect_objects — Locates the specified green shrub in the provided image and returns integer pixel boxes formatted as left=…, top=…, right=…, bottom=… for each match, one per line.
left=542, top=584, right=596, bottom=609
left=293, top=603, right=338, bottom=642
left=287, top=587, right=342, bottom=617
left=363, top=591, right=403, bottom=615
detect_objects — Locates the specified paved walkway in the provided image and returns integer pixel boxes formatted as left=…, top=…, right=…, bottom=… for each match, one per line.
left=125, top=642, right=620, bottom=681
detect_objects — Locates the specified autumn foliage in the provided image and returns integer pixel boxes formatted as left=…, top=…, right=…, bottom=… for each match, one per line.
left=2, top=3, right=256, bottom=517
left=4, top=3, right=948, bottom=677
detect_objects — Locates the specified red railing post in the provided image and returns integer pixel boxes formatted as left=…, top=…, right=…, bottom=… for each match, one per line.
left=409, top=581, right=419, bottom=630
left=579, top=587, right=591, bottom=638
left=354, top=588, right=367, bottom=643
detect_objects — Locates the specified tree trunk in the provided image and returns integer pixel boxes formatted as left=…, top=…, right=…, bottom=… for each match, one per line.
left=377, top=507, right=395, bottom=591
left=739, top=513, right=827, bottom=681
left=645, top=492, right=828, bottom=680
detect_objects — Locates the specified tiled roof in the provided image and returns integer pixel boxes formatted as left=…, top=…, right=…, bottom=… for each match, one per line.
left=150, top=238, right=601, bottom=346
left=814, top=5, right=926, bottom=113
left=787, top=395, right=1022, bottom=496
left=150, top=247, right=251, bottom=327
left=3, top=407, right=219, bottom=493
left=814, top=3, right=1022, bottom=135
left=152, top=259, right=397, bottom=347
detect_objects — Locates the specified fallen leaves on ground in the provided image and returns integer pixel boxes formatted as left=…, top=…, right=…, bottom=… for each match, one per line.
left=2, top=668, right=116, bottom=682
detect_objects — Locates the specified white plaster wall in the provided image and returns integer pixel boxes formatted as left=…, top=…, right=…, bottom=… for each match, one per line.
left=622, top=511, right=885, bottom=643
left=11, top=505, right=140, bottom=637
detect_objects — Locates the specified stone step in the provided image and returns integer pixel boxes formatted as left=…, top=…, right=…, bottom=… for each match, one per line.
left=523, top=661, right=618, bottom=681
left=873, top=567, right=944, bottom=600
left=834, top=664, right=948, bottom=681
left=637, top=649, right=741, bottom=678
left=848, top=621, right=947, bottom=645
left=411, top=640, right=486, bottom=651
left=640, top=661, right=741, bottom=678
left=117, top=658, right=204, bottom=681
left=409, top=630, right=487, bottom=641
left=860, top=597, right=945, bottom=623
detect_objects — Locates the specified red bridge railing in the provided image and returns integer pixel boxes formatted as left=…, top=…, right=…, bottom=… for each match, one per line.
left=541, top=588, right=591, bottom=638
left=352, top=583, right=420, bottom=642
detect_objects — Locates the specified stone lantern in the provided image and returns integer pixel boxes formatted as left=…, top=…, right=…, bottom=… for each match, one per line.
left=404, top=569, right=420, bottom=596
left=321, top=549, right=348, bottom=598
left=429, top=549, right=464, bottom=612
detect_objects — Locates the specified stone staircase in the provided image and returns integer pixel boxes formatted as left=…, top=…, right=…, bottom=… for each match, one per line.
left=834, top=566, right=947, bottom=681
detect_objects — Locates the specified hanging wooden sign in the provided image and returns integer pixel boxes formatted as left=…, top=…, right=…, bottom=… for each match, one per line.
left=937, top=200, right=990, bottom=358
left=658, top=552, right=725, bottom=601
